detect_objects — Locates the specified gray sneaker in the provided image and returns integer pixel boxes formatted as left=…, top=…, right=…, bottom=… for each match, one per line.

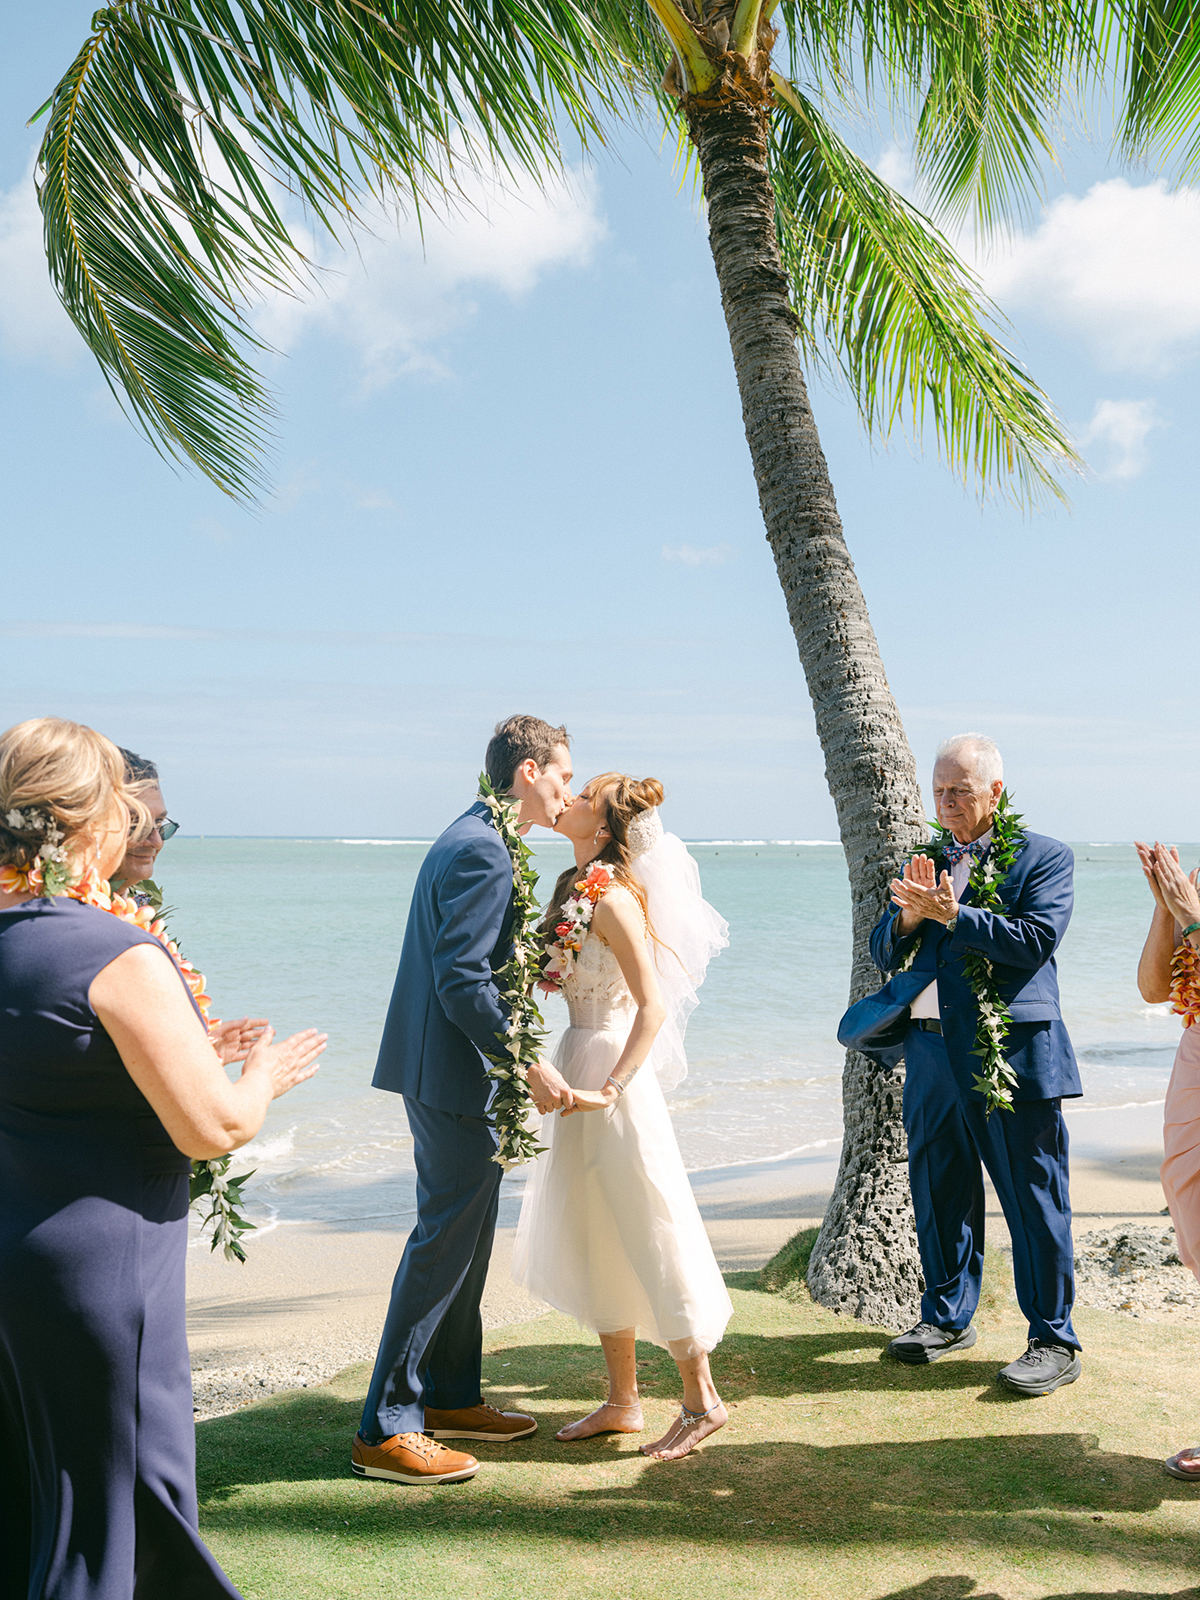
left=886, top=1322, right=978, bottom=1365
left=998, top=1339, right=1081, bottom=1396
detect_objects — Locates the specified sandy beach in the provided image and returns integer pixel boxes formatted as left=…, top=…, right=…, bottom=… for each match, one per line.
left=186, top=1098, right=1181, bottom=1419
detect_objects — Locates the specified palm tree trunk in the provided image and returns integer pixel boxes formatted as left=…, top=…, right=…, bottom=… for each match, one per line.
left=684, top=58, right=926, bottom=1326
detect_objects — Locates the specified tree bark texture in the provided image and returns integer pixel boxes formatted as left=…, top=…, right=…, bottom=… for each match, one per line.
left=684, top=57, right=927, bottom=1326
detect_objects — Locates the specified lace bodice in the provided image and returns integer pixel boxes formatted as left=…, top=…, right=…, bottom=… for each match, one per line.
left=562, top=931, right=635, bottom=1030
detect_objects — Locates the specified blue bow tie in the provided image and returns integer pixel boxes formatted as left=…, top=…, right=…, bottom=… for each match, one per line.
left=943, top=838, right=988, bottom=868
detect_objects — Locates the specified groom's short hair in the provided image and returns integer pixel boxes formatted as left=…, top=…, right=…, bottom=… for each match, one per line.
left=486, top=715, right=571, bottom=792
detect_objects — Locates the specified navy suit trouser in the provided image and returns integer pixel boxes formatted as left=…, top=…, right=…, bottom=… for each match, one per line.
left=903, top=1025, right=1079, bottom=1350
left=360, top=1098, right=502, bottom=1442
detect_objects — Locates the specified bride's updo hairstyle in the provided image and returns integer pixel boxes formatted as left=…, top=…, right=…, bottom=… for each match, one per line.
left=540, top=773, right=665, bottom=944
left=0, top=718, right=150, bottom=875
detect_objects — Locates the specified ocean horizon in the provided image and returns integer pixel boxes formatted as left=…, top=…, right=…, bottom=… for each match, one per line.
left=162, top=834, right=1193, bottom=1238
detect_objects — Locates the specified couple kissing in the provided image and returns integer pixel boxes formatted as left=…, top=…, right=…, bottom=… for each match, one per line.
left=352, top=714, right=729, bottom=1484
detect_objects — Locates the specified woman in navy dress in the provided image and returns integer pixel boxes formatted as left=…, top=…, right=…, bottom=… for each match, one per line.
left=0, top=717, right=326, bottom=1600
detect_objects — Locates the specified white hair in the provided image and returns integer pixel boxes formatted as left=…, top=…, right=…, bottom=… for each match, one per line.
left=934, top=732, right=1003, bottom=786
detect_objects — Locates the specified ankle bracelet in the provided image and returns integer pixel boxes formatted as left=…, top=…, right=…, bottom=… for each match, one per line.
left=680, top=1401, right=720, bottom=1420
left=603, top=1398, right=641, bottom=1409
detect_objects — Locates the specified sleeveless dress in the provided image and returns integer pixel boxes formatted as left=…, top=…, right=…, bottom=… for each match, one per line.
left=512, top=929, right=732, bottom=1356
left=0, top=897, right=241, bottom=1600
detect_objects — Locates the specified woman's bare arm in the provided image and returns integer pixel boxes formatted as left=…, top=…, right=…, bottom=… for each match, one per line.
left=561, top=887, right=666, bottom=1116
left=1136, top=841, right=1182, bottom=1003
left=90, top=944, right=326, bottom=1158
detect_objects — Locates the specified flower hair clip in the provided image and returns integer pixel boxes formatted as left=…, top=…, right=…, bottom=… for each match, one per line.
left=4, top=806, right=54, bottom=836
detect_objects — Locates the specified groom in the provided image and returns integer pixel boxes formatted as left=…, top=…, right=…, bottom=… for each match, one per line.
left=353, top=715, right=575, bottom=1485
left=872, top=733, right=1083, bottom=1396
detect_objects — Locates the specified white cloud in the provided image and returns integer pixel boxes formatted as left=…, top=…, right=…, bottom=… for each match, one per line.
left=872, top=143, right=915, bottom=197
left=1078, top=398, right=1161, bottom=481
left=0, top=162, right=82, bottom=365
left=255, top=166, right=605, bottom=388
left=979, top=178, right=1200, bottom=371
left=661, top=542, right=736, bottom=567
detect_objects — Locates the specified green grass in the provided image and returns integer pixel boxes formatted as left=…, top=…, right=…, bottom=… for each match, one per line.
left=197, top=1261, right=1200, bottom=1600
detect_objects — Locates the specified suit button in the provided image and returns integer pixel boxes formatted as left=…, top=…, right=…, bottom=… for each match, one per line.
left=938, top=959, right=947, bottom=969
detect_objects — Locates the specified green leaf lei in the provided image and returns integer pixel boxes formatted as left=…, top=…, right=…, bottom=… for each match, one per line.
left=477, top=773, right=549, bottom=1170
left=144, top=892, right=256, bottom=1262
left=901, top=790, right=1028, bottom=1116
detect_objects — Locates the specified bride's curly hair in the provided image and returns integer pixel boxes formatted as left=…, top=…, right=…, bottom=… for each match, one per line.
left=538, top=773, right=664, bottom=946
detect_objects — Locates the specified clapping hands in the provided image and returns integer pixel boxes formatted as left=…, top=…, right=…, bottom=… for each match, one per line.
left=889, top=852, right=960, bottom=934
left=208, top=1016, right=269, bottom=1065
left=1135, top=841, right=1200, bottom=931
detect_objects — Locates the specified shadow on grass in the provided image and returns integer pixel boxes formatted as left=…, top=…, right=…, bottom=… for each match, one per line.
left=475, top=1326, right=1028, bottom=1407
left=197, top=1378, right=1181, bottom=1509
left=197, top=1384, right=1191, bottom=1577
left=876, top=1583, right=1199, bottom=1600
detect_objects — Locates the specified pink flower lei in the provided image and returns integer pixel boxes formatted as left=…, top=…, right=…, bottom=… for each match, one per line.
left=542, top=860, right=616, bottom=988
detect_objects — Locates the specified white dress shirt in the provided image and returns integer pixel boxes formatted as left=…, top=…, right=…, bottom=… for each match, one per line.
left=908, top=829, right=993, bottom=1021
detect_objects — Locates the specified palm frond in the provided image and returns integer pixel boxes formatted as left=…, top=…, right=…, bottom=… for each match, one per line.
left=35, top=1, right=634, bottom=499
left=772, top=0, right=1082, bottom=234
left=769, top=75, right=1079, bottom=506
left=1112, top=0, right=1200, bottom=176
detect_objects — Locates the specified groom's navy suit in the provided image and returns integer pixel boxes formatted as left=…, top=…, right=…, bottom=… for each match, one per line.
left=870, top=831, right=1082, bottom=1349
left=361, top=802, right=515, bottom=1441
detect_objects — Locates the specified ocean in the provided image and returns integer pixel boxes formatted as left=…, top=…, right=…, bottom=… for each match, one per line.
left=164, top=834, right=1192, bottom=1234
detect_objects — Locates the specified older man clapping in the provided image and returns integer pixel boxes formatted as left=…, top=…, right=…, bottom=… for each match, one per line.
left=870, top=733, right=1083, bottom=1396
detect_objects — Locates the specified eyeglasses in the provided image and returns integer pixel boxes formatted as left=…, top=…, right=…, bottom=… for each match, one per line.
left=156, top=818, right=180, bottom=841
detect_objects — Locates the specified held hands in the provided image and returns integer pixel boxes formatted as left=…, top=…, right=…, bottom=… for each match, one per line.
left=1136, top=840, right=1200, bottom=930
left=889, top=853, right=960, bottom=933
left=241, top=1025, right=327, bottom=1099
left=526, top=1059, right=575, bottom=1116
left=560, top=1082, right=620, bottom=1117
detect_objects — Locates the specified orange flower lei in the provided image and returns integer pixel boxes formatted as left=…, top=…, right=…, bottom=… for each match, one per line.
left=0, top=861, right=212, bottom=1022
left=1171, top=940, right=1200, bottom=1029
left=542, top=860, right=615, bottom=987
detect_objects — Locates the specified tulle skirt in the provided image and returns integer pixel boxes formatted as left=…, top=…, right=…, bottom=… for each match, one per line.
left=512, top=1020, right=732, bottom=1356
left=1163, top=1022, right=1200, bottom=1280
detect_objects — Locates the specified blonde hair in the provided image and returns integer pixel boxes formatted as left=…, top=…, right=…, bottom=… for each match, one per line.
left=540, top=773, right=666, bottom=941
left=0, top=718, right=151, bottom=873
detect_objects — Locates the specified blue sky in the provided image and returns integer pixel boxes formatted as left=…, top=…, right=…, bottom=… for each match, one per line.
left=2, top=6, right=1197, bottom=841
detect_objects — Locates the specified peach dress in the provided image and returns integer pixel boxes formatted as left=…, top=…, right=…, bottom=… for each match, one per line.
left=1162, top=944, right=1200, bottom=1278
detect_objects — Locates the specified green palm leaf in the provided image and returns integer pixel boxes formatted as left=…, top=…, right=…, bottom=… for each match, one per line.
left=769, top=75, right=1079, bottom=503
left=1113, top=0, right=1200, bottom=176
left=34, top=1, right=632, bottom=499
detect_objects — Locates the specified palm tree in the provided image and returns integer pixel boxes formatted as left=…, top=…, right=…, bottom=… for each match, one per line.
left=31, top=0, right=1194, bottom=1324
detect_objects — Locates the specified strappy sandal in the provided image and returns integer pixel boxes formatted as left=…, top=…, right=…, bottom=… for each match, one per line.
left=1165, top=1446, right=1200, bottom=1480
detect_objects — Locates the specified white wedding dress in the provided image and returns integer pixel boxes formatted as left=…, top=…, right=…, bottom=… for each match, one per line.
left=512, top=925, right=732, bottom=1356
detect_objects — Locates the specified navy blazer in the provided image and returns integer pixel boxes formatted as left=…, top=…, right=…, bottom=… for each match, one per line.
left=868, top=830, right=1081, bottom=1102
left=373, top=802, right=516, bottom=1116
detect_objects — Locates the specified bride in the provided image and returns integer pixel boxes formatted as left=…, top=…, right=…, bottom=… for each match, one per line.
left=512, top=773, right=731, bottom=1460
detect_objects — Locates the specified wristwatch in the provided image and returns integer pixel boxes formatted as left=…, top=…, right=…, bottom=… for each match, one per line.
left=945, top=914, right=959, bottom=933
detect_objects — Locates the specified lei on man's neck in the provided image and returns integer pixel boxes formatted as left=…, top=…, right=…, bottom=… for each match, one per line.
left=1, top=829, right=263, bottom=1262
left=477, top=773, right=549, bottom=1170
left=900, top=790, right=1028, bottom=1116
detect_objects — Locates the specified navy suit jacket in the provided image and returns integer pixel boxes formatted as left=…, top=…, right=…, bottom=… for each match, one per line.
left=868, top=830, right=1081, bottom=1102
left=373, top=802, right=516, bottom=1116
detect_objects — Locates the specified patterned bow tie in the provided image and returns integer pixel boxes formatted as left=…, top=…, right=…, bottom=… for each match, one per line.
left=943, top=838, right=988, bottom=868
